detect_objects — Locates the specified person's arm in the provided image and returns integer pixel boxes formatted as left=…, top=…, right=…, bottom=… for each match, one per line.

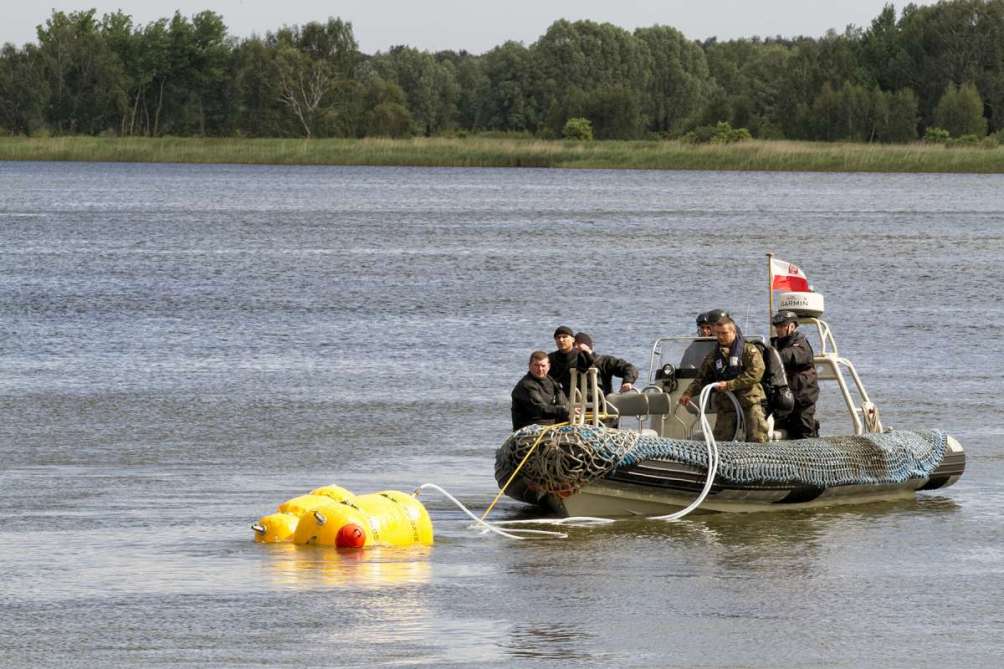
left=680, top=353, right=713, bottom=403
left=608, top=356, right=639, bottom=391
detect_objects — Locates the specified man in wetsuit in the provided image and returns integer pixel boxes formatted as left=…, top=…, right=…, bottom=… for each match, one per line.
left=770, top=310, right=820, bottom=438
left=511, top=351, right=571, bottom=430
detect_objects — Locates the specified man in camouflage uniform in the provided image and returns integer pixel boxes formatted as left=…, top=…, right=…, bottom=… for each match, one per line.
left=678, top=316, right=768, bottom=443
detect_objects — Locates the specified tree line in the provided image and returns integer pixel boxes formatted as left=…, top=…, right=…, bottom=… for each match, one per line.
left=1, top=1, right=1002, bottom=142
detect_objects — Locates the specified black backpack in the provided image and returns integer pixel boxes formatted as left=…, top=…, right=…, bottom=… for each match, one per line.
left=750, top=340, right=795, bottom=418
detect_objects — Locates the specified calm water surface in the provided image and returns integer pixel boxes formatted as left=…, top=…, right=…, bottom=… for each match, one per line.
left=1, top=162, right=1002, bottom=667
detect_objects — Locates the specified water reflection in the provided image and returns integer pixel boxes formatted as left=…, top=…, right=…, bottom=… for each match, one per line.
left=496, top=493, right=963, bottom=581
left=262, top=543, right=432, bottom=590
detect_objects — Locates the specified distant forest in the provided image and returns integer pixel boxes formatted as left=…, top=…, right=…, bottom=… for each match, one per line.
left=1, top=0, right=1002, bottom=142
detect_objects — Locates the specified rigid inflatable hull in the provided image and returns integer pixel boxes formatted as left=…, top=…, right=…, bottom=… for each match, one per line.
left=521, top=435, right=966, bottom=517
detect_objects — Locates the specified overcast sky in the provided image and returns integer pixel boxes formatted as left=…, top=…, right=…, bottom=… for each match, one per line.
left=3, top=1, right=937, bottom=53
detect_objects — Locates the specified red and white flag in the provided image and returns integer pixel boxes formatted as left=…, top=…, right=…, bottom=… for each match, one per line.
left=770, top=258, right=810, bottom=292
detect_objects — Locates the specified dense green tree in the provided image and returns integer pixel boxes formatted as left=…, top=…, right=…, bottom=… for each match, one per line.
left=0, top=44, right=47, bottom=134
left=351, top=68, right=412, bottom=137
left=635, top=26, right=709, bottom=134
left=231, top=37, right=285, bottom=137
left=448, top=53, right=490, bottom=130
left=934, top=81, right=988, bottom=136
left=897, top=0, right=1001, bottom=130
left=532, top=20, right=651, bottom=136
left=480, top=41, right=538, bottom=132
left=35, top=10, right=127, bottom=134
left=703, top=39, right=795, bottom=137
left=372, top=46, right=458, bottom=135
left=877, top=87, right=919, bottom=142
left=860, top=4, right=914, bottom=91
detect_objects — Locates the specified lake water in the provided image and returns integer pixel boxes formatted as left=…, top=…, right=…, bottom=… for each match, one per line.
left=1, top=161, right=1002, bottom=668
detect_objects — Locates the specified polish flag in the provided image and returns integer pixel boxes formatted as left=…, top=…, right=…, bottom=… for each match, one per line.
left=770, top=258, right=811, bottom=292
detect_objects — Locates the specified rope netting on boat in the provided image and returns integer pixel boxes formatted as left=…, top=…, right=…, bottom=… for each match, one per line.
left=495, top=424, right=947, bottom=496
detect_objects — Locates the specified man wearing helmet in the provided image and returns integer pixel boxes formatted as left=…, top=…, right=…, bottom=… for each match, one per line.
left=679, top=310, right=720, bottom=369
left=678, top=313, right=768, bottom=442
left=770, top=311, right=820, bottom=438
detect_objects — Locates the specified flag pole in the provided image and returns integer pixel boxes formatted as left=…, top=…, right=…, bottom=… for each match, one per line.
left=767, top=251, right=774, bottom=333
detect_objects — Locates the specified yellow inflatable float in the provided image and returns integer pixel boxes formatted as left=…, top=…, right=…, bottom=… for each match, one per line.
left=252, top=485, right=434, bottom=548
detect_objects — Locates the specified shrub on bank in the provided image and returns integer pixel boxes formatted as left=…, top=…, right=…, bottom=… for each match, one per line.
left=683, top=121, right=752, bottom=144
left=563, top=117, right=594, bottom=141
left=923, top=127, right=950, bottom=143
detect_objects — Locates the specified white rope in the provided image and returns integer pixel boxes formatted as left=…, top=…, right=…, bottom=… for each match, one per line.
left=647, top=383, right=720, bottom=521
left=415, top=482, right=568, bottom=540
left=490, top=517, right=615, bottom=527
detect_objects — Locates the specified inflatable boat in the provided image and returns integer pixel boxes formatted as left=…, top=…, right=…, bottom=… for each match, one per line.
left=495, top=287, right=966, bottom=517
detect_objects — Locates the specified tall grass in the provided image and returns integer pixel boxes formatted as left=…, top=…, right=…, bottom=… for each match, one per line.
left=1, top=135, right=1002, bottom=173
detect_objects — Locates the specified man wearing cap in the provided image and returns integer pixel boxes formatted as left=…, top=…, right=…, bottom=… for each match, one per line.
left=678, top=315, right=768, bottom=442
left=511, top=351, right=572, bottom=430
left=573, top=332, right=638, bottom=395
left=548, top=325, right=589, bottom=397
left=679, top=311, right=718, bottom=370
left=771, top=311, right=820, bottom=438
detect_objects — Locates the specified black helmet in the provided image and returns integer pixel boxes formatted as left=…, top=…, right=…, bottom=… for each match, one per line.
left=695, top=311, right=711, bottom=326
left=771, top=310, right=799, bottom=326
left=705, top=308, right=731, bottom=324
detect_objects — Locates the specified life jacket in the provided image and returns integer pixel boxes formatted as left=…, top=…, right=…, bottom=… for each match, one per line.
left=712, top=335, right=746, bottom=381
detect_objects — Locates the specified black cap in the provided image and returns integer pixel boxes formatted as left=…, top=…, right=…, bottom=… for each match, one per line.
left=771, top=310, right=799, bottom=326
left=696, top=312, right=711, bottom=326
left=553, top=325, right=574, bottom=338
left=705, top=308, right=731, bottom=324
left=573, top=332, right=593, bottom=348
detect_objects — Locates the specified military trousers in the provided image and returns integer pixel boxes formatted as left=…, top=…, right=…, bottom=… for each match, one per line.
left=712, top=397, right=768, bottom=443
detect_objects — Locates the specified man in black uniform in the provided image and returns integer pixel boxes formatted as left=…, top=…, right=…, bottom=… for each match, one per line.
left=573, top=332, right=639, bottom=395
left=548, top=325, right=587, bottom=397
left=770, top=310, right=820, bottom=438
left=511, top=351, right=571, bottom=431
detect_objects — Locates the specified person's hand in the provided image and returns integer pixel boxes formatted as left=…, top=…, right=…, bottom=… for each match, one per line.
left=576, top=343, right=592, bottom=354
left=714, top=381, right=728, bottom=391
left=572, top=406, right=583, bottom=416
left=678, top=394, right=691, bottom=406
left=619, top=383, right=634, bottom=393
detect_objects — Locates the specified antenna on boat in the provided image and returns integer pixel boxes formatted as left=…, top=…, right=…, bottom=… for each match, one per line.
left=767, top=251, right=775, bottom=332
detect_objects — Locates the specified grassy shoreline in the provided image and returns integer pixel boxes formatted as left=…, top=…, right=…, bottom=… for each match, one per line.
left=1, top=136, right=1002, bottom=173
